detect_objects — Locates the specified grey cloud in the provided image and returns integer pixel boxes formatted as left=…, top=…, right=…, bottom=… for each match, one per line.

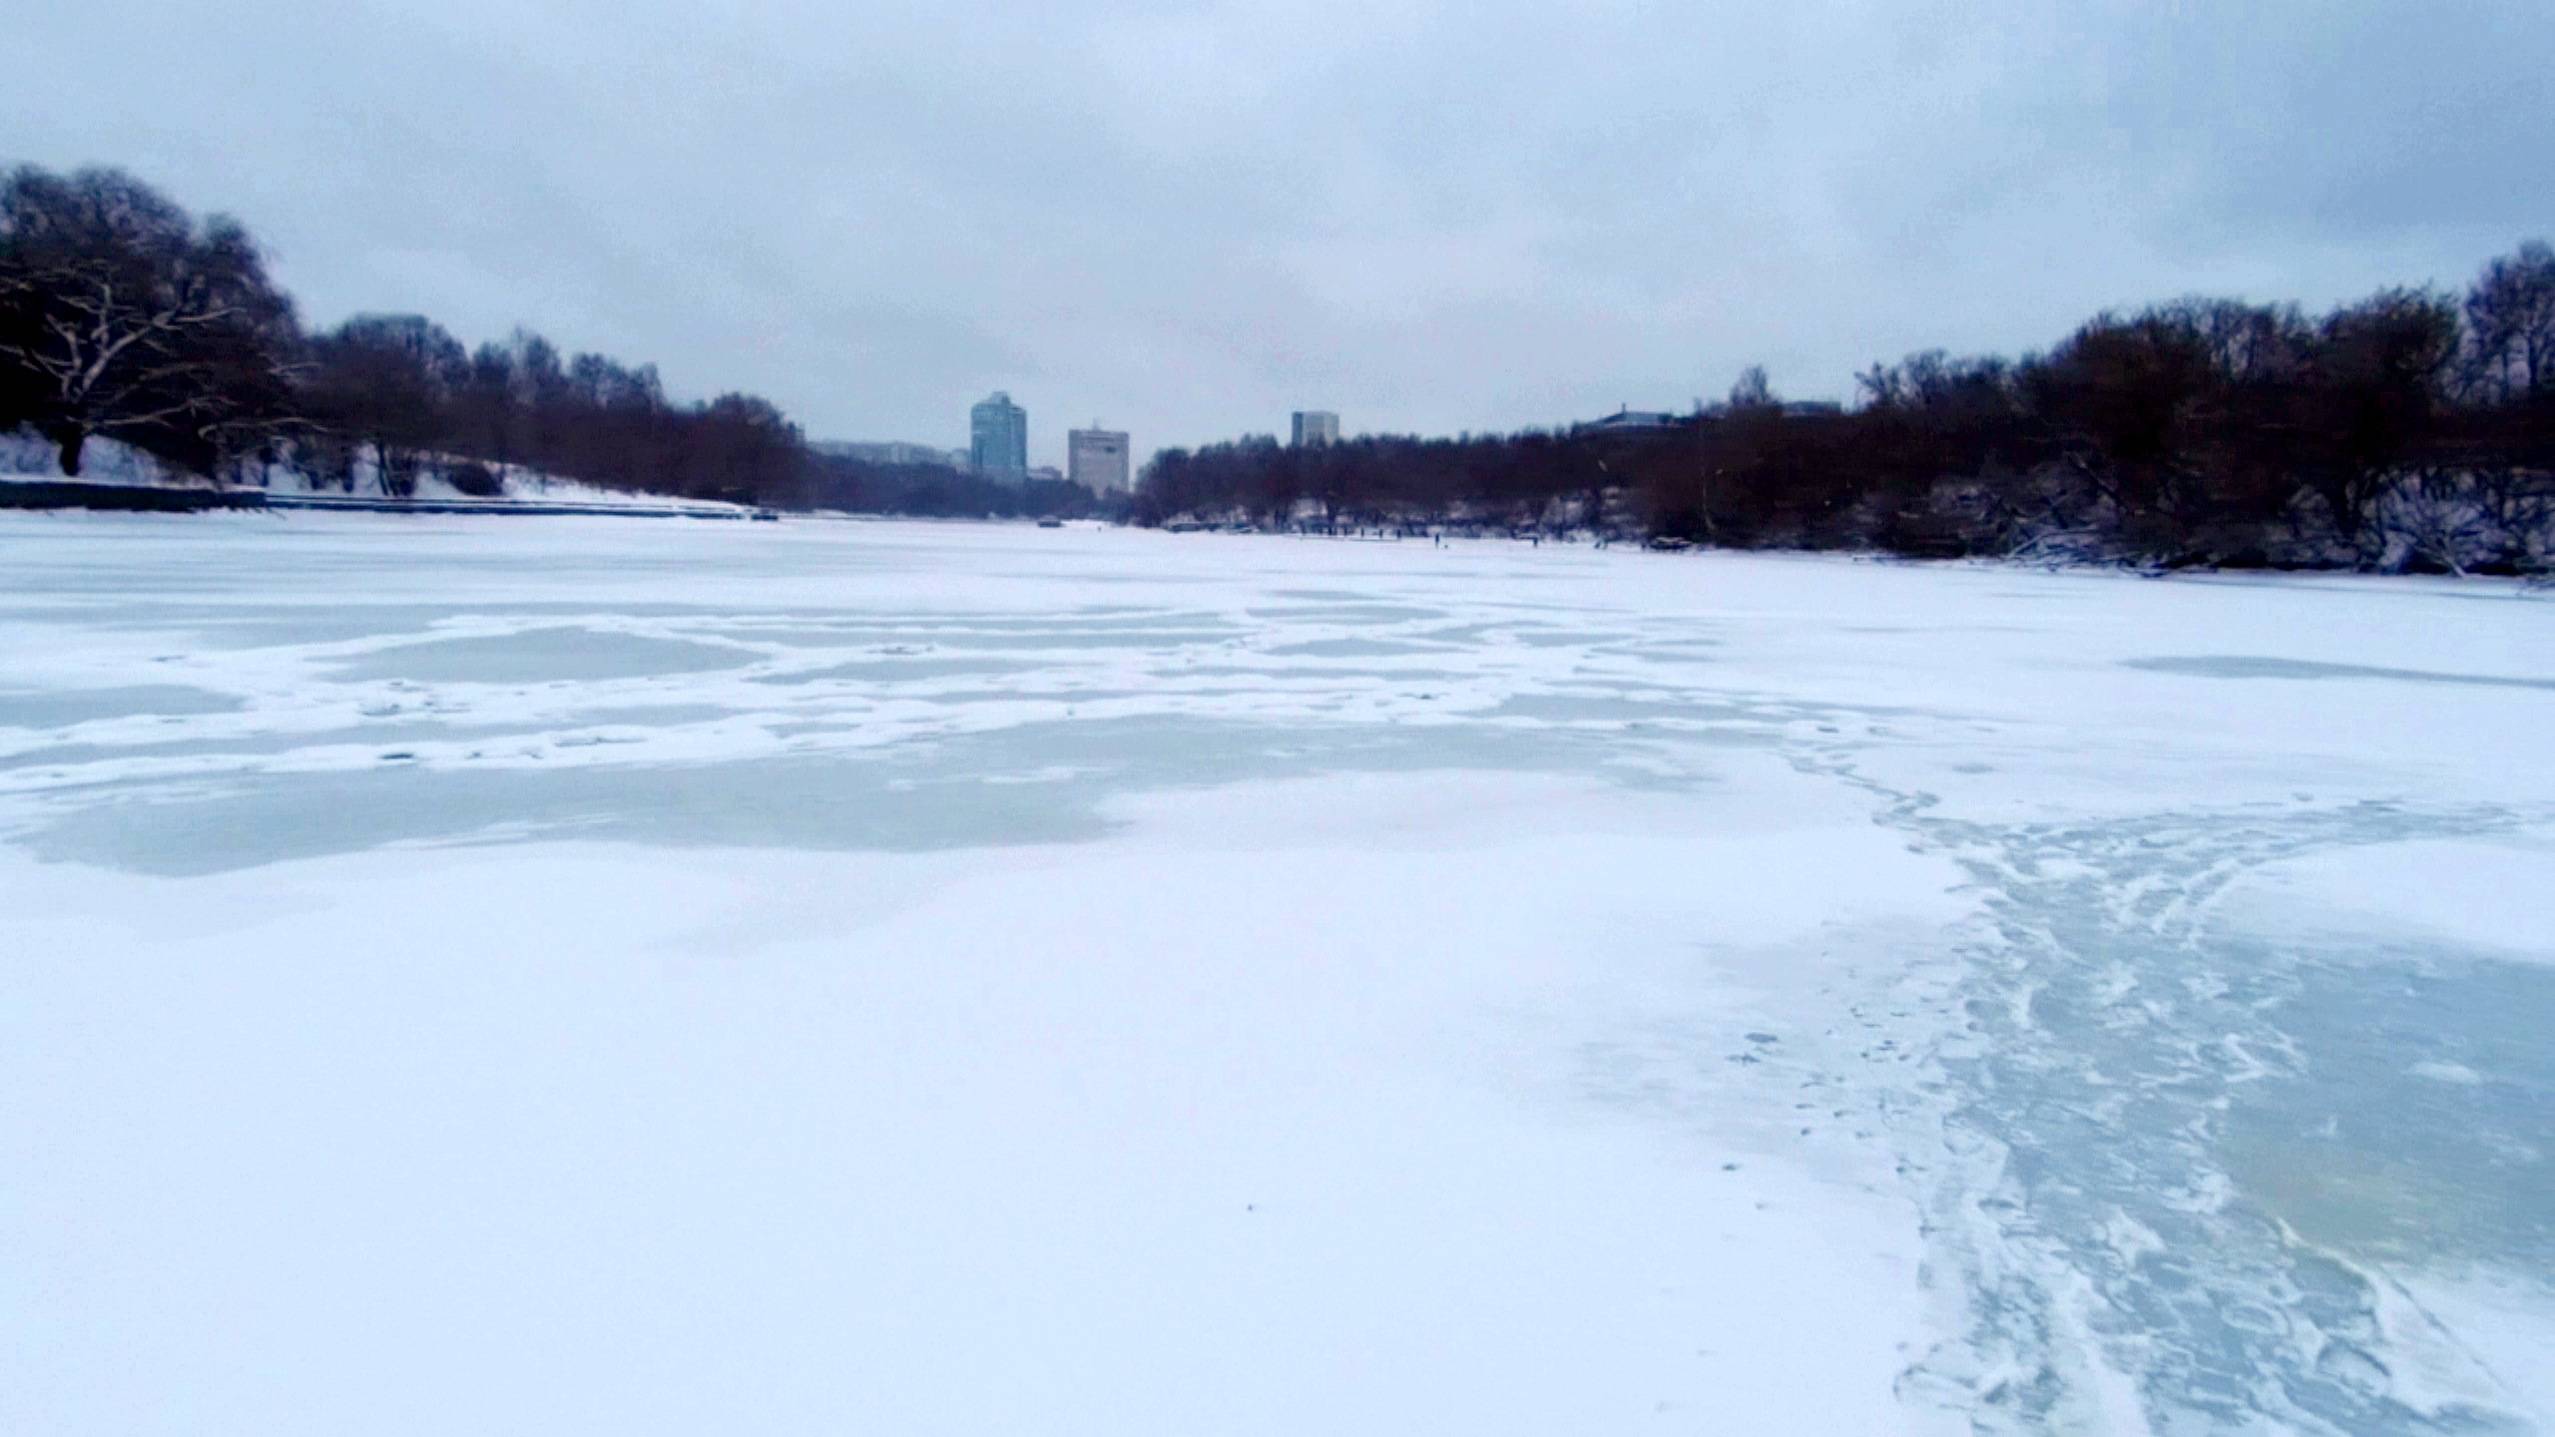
left=8, top=0, right=2549, bottom=467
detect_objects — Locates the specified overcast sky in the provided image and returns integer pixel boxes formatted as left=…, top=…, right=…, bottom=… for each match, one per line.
left=11, top=1, right=2552, bottom=467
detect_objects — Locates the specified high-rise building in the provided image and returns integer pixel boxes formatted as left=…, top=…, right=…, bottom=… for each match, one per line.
left=970, top=391, right=1028, bottom=479
left=1068, top=424, right=1131, bottom=493
left=1291, top=410, right=1339, bottom=447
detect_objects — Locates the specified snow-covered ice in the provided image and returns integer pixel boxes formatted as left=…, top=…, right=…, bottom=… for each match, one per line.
left=2, top=513, right=2549, bottom=1435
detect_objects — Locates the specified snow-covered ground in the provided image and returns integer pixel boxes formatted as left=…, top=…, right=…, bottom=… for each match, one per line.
left=2, top=513, right=2548, bottom=1436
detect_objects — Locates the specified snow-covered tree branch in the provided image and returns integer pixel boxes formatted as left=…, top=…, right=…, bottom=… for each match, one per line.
left=0, top=166, right=300, bottom=475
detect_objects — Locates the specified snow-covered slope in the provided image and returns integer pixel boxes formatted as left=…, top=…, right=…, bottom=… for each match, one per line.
left=0, top=427, right=746, bottom=512
left=0, top=428, right=203, bottom=488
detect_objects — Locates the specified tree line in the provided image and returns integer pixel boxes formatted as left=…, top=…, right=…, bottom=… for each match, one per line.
left=12, top=161, right=2550, bottom=567
left=0, top=163, right=1115, bottom=515
left=1140, top=257, right=2555, bottom=573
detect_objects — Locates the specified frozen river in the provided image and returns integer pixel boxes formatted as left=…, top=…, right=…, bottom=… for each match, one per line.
left=4, top=514, right=2550, bottom=1435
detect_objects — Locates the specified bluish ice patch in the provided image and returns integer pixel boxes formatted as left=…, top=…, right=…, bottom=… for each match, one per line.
left=892, top=689, right=1166, bottom=707
left=1242, top=603, right=1446, bottom=624
left=67, top=602, right=723, bottom=651
left=1609, top=641, right=1726, bottom=663
left=113, top=605, right=467, bottom=649
left=1269, top=588, right=1383, bottom=602
left=1263, top=638, right=1453, bottom=659
left=2218, top=947, right=2554, bottom=1273
left=568, top=703, right=741, bottom=727
left=1508, top=627, right=1638, bottom=648
left=0, top=685, right=243, bottom=728
left=948, top=611, right=1233, bottom=632
left=1403, top=620, right=1632, bottom=649
left=0, top=703, right=742, bottom=774
left=1170, top=664, right=1469, bottom=682
left=328, top=629, right=760, bottom=684
left=1487, top=692, right=1782, bottom=730
left=859, top=628, right=1240, bottom=651
left=752, top=657, right=1043, bottom=685
left=1856, top=794, right=2555, bottom=1434
left=2125, top=656, right=2555, bottom=692
left=1409, top=622, right=1505, bottom=645
left=8, top=715, right=1689, bottom=877
left=709, top=612, right=1237, bottom=646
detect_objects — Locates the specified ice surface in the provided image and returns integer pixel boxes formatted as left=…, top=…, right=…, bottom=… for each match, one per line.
left=2, top=513, right=2550, bottom=1436
left=324, top=628, right=761, bottom=684
left=0, top=683, right=242, bottom=727
left=2122, top=655, right=2555, bottom=692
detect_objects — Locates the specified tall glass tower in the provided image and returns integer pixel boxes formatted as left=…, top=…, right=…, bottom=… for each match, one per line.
left=970, top=392, right=1029, bottom=479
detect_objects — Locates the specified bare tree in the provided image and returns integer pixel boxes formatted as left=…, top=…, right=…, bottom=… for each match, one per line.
left=2301, top=287, right=2460, bottom=546
left=308, top=314, right=466, bottom=496
left=2464, top=240, right=2555, bottom=401
left=0, top=165, right=300, bottom=475
left=2378, top=468, right=2493, bottom=575
left=1727, top=364, right=1776, bottom=411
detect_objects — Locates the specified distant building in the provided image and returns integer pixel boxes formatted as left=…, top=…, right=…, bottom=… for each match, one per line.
left=1779, top=401, right=1844, bottom=418
left=1027, top=465, right=1065, bottom=484
left=1572, top=406, right=1682, bottom=435
left=1291, top=410, right=1339, bottom=447
left=1068, top=424, right=1131, bottom=493
left=970, top=391, right=1029, bottom=479
left=812, top=440, right=961, bottom=469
